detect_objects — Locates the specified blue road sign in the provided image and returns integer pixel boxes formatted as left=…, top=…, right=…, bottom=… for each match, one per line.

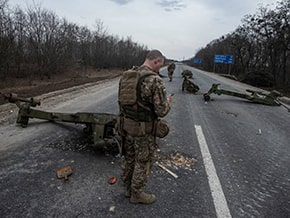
left=214, top=54, right=233, bottom=64
left=193, top=58, right=202, bottom=63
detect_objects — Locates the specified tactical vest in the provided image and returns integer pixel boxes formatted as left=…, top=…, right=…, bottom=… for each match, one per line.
left=119, top=66, right=156, bottom=122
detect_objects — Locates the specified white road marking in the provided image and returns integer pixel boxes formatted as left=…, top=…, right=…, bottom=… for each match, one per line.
left=195, top=125, right=232, bottom=218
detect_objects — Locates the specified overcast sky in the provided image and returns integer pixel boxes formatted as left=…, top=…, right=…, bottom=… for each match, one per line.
left=8, top=0, right=278, bottom=60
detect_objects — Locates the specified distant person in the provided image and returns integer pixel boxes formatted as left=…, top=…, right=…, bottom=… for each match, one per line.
left=181, top=69, right=193, bottom=78
left=117, top=49, right=171, bottom=204
left=167, top=62, right=176, bottom=82
left=182, top=75, right=199, bottom=93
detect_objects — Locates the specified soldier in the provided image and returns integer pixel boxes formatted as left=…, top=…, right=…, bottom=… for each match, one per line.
left=182, top=75, right=199, bottom=93
left=117, top=49, right=171, bottom=204
left=167, top=62, right=175, bottom=82
left=181, top=69, right=193, bottom=78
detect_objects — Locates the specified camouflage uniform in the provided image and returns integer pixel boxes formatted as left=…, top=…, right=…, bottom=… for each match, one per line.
left=182, top=76, right=199, bottom=93
left=167, top=63, right=175, bottom=82
left=181, top=70, right=193, bottom=78
left=118, top=65, right=170, bottom=197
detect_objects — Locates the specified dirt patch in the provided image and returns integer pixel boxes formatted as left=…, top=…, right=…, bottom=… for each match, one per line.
left=0, top=69, right=122, bottom=125
left=0, top=69, right=122, bottom=105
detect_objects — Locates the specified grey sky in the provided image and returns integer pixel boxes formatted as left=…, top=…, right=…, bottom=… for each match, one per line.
left=8, top=0, right=278, bottom=60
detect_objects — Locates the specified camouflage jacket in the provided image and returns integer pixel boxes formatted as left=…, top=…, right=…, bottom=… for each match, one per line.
left=139, top=65, right=171, bottom=118
left=167, top=63, right=175, bottom=73
left=118, top=65, right=171, bottom=120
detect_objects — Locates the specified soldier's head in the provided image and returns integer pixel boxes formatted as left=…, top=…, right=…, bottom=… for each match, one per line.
left=143, top=49, right=164, bottom=73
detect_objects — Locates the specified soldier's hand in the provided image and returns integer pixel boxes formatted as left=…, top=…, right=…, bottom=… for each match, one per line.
left=167, top=93, right=174, bottom=103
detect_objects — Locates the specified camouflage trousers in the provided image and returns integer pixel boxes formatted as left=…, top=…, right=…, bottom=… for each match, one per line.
left=182, top=79, right=199, bottom=93
left=168, top=72, right=173, bottom=81
left=120, top=134, right=156, bottom=194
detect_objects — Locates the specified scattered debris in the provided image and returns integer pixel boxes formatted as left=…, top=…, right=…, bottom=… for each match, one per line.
left=56, top=165, right=73, bottom=182
left=155, top=152, right=196, bottom=169
left=156, top=162, right=178, bottom=179
left=109, top=206, right=116, bottom=212
left=256, top=129, right=262, bottom=135
left=107, top=176, right=117, bottom=185
left=153, top=151, right=197, bottom=178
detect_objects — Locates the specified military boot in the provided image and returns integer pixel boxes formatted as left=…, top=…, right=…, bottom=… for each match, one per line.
left=130, top=191, right=156, bottom=204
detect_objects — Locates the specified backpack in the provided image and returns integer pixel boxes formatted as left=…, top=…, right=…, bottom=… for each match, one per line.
left=118, top=66, right=156, bottom=122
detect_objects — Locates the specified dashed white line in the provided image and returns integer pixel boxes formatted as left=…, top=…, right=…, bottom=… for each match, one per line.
left=194, top=125, right=232, bottom=218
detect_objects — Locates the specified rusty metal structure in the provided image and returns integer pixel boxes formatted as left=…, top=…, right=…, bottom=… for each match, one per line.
left=203, top=83, right=290, bottom=111
left=4, top=93, right=118, bottom=149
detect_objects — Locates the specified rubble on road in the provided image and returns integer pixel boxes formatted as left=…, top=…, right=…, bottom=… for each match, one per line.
left=154, top=151, right=197, bottom=170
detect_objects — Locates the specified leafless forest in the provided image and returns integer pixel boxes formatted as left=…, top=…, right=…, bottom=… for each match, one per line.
left=191, top=0, right=290, bottom=89
left=1, top=0, right=289, bottom=91
left=0, top=0, right=149, bottom=82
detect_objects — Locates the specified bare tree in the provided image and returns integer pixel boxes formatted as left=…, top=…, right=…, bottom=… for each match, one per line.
left=0, top=0, right=14, bottom=79
left=193, top=0, right=290, bottom=88
left=0, top=0, right=148, bottom=84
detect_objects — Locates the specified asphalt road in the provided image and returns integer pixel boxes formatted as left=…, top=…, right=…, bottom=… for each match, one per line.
left=0, top=64, right=289, bottom=217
